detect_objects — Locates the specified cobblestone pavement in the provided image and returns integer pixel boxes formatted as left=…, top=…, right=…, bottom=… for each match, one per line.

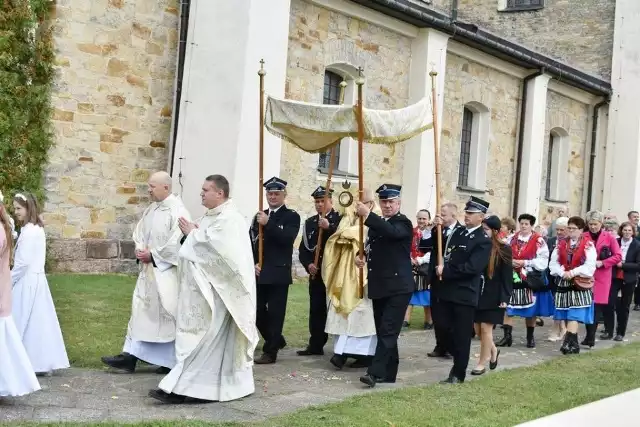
left=2, top=319, right=639, bottom=423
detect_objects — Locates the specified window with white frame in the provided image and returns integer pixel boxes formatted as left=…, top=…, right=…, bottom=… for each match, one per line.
left=317, top=66, right=359, bottom=177
left=545, top=128, right=570, bottom=202
left=457, top=102, right=490, bottom=191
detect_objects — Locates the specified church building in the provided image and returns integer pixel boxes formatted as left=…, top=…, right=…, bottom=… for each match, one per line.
left=44, top=0, right=639, bottom=272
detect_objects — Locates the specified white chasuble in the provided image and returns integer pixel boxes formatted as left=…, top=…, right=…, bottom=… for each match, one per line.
left=129, top=194, right=190, bottom=343
left=158, top=199, right=259, bottom=402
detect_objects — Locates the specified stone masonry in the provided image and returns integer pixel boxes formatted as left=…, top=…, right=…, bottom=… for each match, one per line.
left=440, top=53, right=521, bottom=217
left=429, top=0, right=615, bottom=80
left=284, top=0, right=412, bottom=260
left=44, top=0, right=179, bottom=272
left=538, top=90, right=590, bottom=227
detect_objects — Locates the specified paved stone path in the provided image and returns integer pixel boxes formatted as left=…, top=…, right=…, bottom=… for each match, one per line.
left=2, top=319, right=640, bottom=424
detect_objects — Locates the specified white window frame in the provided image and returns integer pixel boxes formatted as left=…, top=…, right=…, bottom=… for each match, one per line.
left=545, top=127, right=570, bottom=202
left=458, top=101, right=491, bottom=192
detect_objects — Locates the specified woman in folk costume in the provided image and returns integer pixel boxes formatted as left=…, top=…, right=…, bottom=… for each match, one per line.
left=322, top=188, right=379, bottom=370
left=548, top=216, right=597, bottom=354
left=0, top=190, right=40, bottom=397
left=11, top=192, right=69, bottom=374
left=403, top=209, right=433, bottom=329
left=581, top=210, right=621, bottom=347
left=471, top=216, right=513, bottom=375
left=496, top=213, right=552, bottom=348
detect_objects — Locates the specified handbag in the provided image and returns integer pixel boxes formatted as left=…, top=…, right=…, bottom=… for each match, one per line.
left=524, top=269, right=546, bottom=292
left=415, top=263, right=430, bottom=277
left=573, top=275, right=594, bottom=290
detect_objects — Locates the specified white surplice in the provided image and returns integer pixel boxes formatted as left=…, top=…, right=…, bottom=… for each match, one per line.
left=12, top=223, right=69, bottom=373
left=0, top=220, right=40, bottom=397
left=124, top=194, right=190, bottom=368
left=158, top=199, right=259, bottom=402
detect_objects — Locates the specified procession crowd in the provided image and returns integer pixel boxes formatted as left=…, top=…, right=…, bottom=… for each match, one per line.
left=1, top=170, right=638, bottom=403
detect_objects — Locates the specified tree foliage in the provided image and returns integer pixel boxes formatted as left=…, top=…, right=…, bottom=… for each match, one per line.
left=0, top=0, right=54, bottom=201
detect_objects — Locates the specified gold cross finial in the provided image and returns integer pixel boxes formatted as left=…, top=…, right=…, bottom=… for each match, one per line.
left=258, top=59, right=266, bottom=76
left=357, top=66, right=364, bottom=76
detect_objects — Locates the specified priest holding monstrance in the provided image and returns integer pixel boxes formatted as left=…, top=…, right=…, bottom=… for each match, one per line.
left=354, top=184, right=415, bottom=387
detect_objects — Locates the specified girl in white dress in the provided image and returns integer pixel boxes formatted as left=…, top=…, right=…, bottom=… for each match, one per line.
left=11, top=192, right=69, bottom=374
left=0, top=190, right=40, bottom=396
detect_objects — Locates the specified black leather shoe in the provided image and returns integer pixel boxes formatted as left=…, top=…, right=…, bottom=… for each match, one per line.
left=279, top=337, right=287, bottom=349
left=148, top=389, right=186, bottom=404
left=427, top=348, right=451, bottom=358
left=536, top=318, right=544, bottom=327
left=470, top=368, right=486, bottom=376
left=402, top=321, right=410, bottom=328
left=424, top=322, right=434, bottom=330
left=101, top=353, right=138, bottom=373
left=359, top=373, right=383, bottom=387
left=614, top=334, right=624, bottom=342
left=440, top=376, right=464, bottom=384
left=329, top=354, right=347, bottom=370
left=489, top=349, right=500, bottom=370
left=599, top=332, right=613, bottom=340
left=296, top=348, right=324, bottom=356
left=254, top=353, right=276, bottom=364
left=526, top=336, right=536, bottom=348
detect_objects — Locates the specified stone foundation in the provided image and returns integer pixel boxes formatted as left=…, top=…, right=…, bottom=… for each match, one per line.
left=48, top=238, right=138, bottom=274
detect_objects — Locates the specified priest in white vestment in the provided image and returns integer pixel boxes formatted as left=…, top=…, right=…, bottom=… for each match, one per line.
left=102, top=171, right=190, bottom=374
left=323, top=188, right=379, bottom=370
left=149, top=174, right=259, bottom=404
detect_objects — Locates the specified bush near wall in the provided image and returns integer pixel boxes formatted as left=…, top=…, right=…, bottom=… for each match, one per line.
left=0, top=0, right=54, bottom=202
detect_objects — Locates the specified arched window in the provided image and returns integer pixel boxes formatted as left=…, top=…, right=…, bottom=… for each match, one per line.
left=318, top=70, right=343, bottom=172
left=457, top=102, right=490, bottom=190
left=545, top=127, right=570, bottom=202
left=316, top=65, right=360, bottom=177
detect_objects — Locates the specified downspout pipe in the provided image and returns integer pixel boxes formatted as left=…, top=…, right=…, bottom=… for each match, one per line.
left=169, top=0, right=191, bottom=175
left=511, top=69, right=545, bottom=218
left=450, top=0, right=458, bottom=23
left=585, top=98, right=609, bottom=211
left=353, top=0, right=611, bottom=97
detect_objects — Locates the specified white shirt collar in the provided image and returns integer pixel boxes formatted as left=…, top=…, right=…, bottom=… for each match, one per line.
left=465, top=225, right=481, bottom=235
left=269, top=205, right=283, bottom=214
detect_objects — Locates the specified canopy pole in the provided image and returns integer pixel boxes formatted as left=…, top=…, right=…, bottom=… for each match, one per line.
left=429, top=71, right=443, bottom=279
left=312, top=80, right=347, bottom=279
left=356, top=69, right=365, bottom=299
left=258, top=60, right=266, bottom=268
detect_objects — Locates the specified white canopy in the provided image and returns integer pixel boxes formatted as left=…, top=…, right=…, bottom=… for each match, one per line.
left=264, top=95, right=433, bottom=153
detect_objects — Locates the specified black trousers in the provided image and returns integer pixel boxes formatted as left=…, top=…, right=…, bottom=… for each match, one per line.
left=603, top=278, right=636, bottom=336
left=430, top=296, right=452, bottom=354
left=634, top=279, right=640, bottom=306
left=307, top=277, right=328, bottom=351
left=585, top=286, right=616, bottom=341
left=367, top=292, right=412, bottom=381
left=256, top=283, right=289, bottom=356
left=436, top=300, right=476, bottom=381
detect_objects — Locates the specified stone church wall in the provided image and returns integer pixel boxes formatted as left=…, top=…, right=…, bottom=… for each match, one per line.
left=538, top=91, right=590, bottom=227
left=427, top=0, right=615, bottom=80
left=44, top=0, right=179, bottom=272
left=284, top=0, right=412, bottom=272
left=440, top=53, right=521, bottom=219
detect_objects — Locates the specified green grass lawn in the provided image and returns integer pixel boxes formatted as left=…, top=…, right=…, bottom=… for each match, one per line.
left=40, top=274, right=640, bottom=427
left=49, top=274, right=314, bottom=368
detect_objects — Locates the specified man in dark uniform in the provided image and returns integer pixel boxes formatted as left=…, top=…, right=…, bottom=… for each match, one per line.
left=355, top=184, right=414, bottom=387
left=297, top=186, right=341, bottom=356
left=420, top=202, right=463, bottom=359
left=432, top=196, right=491, bottom=384
left=250, top=176, right=301, bottom=364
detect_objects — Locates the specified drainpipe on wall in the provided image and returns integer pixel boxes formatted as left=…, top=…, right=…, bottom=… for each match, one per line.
left=511, top=68, right=545, bottom=219
left=168, top=0, right=192, bottom=176
left=585, top=98, right=609, bottom=211
left=450, top=0, right=458, bottom=23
